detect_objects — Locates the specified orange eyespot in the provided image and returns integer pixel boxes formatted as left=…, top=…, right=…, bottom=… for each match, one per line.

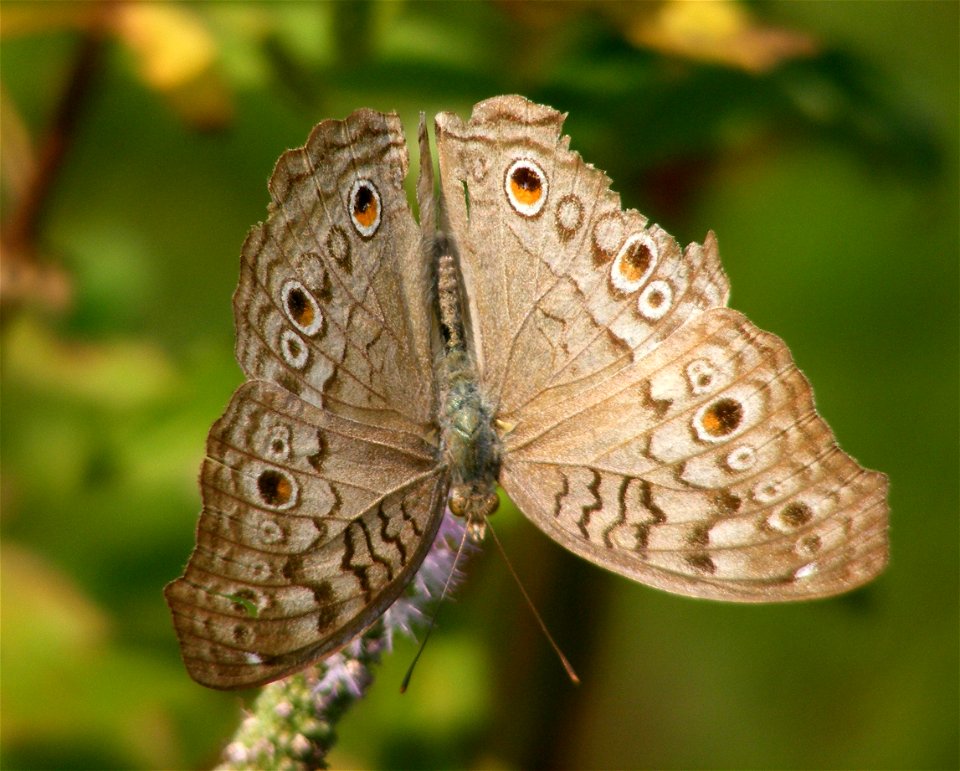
left=610, top=232, right=659, bottom=293
left=618, top=240, right=652, bottom=283
left=353, top=189, right=377, bottom=225
left=286, top=286, right=313, bottom=325
left=510, top=167, right=542, bottom=205
left=281, top=280, right=323, bottom=336
left=257, top=469, right=294, bottom=507
left=505, top=159, right=548, bottom=216
left=348, top=179, right=381, bottom=236
left=700, top=398, right=743, bottom=438
left=293, top=296, right=314, bottom=325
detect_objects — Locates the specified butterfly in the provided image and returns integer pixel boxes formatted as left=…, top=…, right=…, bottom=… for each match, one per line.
left=165, top=96, right=888, bottom=689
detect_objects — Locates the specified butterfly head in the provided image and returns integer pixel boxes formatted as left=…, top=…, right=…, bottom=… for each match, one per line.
left=448, top=481, right=498, bottom=542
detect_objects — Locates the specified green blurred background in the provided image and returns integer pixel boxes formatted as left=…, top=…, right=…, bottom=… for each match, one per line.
left=1, top=2, right=957, bottom=769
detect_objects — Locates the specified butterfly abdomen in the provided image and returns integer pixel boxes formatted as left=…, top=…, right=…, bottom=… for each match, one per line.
left=437, top=253, right=501, bottom=537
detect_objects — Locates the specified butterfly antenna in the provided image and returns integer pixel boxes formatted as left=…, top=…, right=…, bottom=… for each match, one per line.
left=486, top=521, right=580, bottom=685
left=400, top=519, right=472, bottom=693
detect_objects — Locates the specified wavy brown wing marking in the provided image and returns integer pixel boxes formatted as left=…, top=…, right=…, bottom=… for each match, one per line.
left=435, top=95, right=729, bottom=420
left=500, top=308, right=888, bottom=601
left=164, top=381, right=448, bottom=689
left=232, top=108, right=436, bottom=436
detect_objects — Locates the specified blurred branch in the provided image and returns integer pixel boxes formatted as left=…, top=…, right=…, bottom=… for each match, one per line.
left=0, top=11, right=106, bottom=312
left=2, top=16, right=104, bottom=252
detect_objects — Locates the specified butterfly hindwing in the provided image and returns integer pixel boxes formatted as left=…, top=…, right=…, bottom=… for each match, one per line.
left=165, top=381, right=448, bottom=689
left=500, top=307, right=888, bottom=601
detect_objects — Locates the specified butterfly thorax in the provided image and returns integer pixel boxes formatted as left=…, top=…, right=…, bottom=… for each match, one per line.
left=437, top=253, right=501, bottom=540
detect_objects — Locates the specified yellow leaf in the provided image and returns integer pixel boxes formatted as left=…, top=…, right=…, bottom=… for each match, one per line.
left=113, top=3, right=216, bottom=90
left=112, top=3, right=233, bottom=128
left=626, top=0, right=817, bottom=73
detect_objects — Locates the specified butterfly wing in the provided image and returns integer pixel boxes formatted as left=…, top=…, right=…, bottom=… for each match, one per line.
left=234, top=108, right=435, bottom=434
left=501, top=308, right=888, bottom=601
left=435, top=95, right=729, bottom=424
left=166, top=381, right=447, bottom=688
left=166, top=110, right=447, bottom=688
left=436, top=96, right=887, bottom=601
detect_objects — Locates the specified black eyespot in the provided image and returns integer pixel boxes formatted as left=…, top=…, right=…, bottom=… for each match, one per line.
left=701, top=398, right=743, bottom=437
left=354, top=184, right=374, bottom=214
left=781, top=501, right=813, bottom=527
left=286, top=288, right=310, bottom=324
left=257, top=469, right=293, bottom=507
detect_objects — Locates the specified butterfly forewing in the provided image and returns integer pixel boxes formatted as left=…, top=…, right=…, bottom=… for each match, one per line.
left=435, top=96, right=730, bottom=421
left=233, top=108, right=435, bottom=434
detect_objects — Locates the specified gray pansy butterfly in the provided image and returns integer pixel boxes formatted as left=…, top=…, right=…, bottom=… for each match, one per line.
left=165, top=95, right=888, bottom=689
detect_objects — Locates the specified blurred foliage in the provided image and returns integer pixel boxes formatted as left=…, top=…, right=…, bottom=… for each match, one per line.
left=1, top=2, right=957, bottom=769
